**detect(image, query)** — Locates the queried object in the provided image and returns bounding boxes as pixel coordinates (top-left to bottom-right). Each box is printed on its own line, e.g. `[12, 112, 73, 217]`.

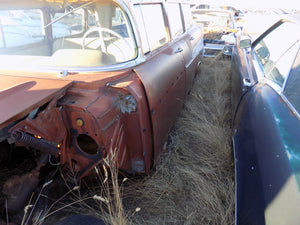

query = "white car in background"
[192, 8, 238, 57]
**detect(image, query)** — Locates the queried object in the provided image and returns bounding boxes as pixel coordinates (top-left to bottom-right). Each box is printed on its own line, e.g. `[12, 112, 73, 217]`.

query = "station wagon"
[0, 0, 204, 219]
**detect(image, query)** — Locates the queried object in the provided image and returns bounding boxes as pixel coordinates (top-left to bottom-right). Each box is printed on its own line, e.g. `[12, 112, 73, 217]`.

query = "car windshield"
[0, 0, 137, 70]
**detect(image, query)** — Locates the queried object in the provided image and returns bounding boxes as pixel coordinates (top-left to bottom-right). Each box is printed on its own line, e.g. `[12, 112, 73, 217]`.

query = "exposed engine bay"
[0, 72, 152, 223]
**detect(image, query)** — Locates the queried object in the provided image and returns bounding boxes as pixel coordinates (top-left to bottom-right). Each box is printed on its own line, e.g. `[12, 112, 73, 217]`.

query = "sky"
[193, 0, 300, 10]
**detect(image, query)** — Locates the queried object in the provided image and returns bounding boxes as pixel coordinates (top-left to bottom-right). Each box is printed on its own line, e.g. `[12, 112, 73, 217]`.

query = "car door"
[132, 3, 186, 159]
[181, 2, 204, 95]
[165, 2, 192, 96]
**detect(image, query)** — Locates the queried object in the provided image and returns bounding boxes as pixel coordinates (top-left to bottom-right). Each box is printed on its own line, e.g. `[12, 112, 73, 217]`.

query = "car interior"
[0, 1, 137, 67]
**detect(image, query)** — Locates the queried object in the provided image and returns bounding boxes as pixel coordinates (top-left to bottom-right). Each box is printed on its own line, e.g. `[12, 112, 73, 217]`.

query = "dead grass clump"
[122, 57, 234, 225]
[204, 31, 225, 40]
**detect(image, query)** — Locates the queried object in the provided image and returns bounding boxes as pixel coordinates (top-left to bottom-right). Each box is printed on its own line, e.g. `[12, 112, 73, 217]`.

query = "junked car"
[232, 15, 300, 224]
[0, 0, 204, 221]
[192, 8, 238, 57]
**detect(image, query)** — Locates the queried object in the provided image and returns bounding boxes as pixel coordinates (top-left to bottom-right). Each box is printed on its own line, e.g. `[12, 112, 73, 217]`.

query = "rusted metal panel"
[134, 42, 186, 159]
[0, 68, 153, 178]
[0, 75, 72, 129]
[6, 71, 153, 178]
[134, 30, 203, 159]
[184, 26, 204, 95]
[59, 86, 128, 177]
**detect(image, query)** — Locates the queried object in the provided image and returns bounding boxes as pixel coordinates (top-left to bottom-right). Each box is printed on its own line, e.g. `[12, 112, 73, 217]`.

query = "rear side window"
[181, 3, 193, 30]
[253, 22, 300, 87]
[134, 4, 169, 52]
[283, 47, 300, 113]
[0, 9, 44, 48]
[166, 3, 183, 39]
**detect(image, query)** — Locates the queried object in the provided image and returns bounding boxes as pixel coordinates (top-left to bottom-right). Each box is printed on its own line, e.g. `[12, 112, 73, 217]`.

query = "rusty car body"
[0, 0, 204, 219]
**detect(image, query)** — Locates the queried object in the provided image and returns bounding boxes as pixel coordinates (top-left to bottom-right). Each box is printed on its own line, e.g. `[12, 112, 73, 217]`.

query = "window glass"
[0, 10, 44, 47]
[0, 1, 137, 68]
[267, 42, 299, 86]
[87, 9, 97, 27]
[139, 4, 169, 51]
[0, 32, 3, 48]
[181, 3, 193, 31]
[166, 3, 183, 39]
[253, 22, 300, 86]
[51, 9, 83, 38]
[194, 4, 210, 9]
[111, 8, 128, 37]
[283, 47, 300, 113]
[133, 5, 150, 53]
[100, 5, 137, 62]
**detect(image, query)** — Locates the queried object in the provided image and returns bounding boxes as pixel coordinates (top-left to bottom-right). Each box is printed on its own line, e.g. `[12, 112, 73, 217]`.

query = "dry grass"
[40, 56, 234, 225]
[37, 150, 130, 225]
[204, 31, 225, 40]
[122, 56, 234, 225]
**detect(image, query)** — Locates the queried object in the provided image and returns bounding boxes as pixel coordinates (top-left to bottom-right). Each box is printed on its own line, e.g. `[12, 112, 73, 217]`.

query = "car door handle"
[190, 36, 195, 41]
[175, 48, 183, 53]
[243, 78, 252, 88]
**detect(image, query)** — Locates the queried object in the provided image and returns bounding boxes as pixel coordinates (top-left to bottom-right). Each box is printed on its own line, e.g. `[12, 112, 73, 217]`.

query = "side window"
[181, 3, 193, 31]
[51, 9, 84, 38]
[283, 47, 300, 113]
[111, 8, 129, 37]
[267, 43, 299, 86]
[134, 4, 169, 53]
[166, 3, 183, 39]
[253, 22, 300, 87]
[0, 10, 44, 48]
[133, 5, 150, 53]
